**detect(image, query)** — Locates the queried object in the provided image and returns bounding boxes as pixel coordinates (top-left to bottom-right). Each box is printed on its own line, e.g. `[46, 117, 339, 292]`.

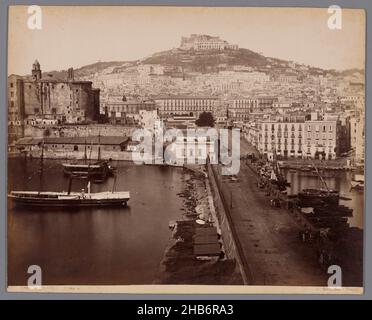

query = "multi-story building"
[355, 119, 365, 165]
[180, 34, 238, 51]
[303, 119, 339, 160]
[245, 115, 340, 160]
[165, 129, 218, 165]
[227, 98, 259, 121]
[8, 61, 100, 141]
[227, 97, 278, 121]
[259, 119, 306, 160]
[154, 96, 218, 118]
[351, 117, 365, 165]
[104, 99, 157, 125]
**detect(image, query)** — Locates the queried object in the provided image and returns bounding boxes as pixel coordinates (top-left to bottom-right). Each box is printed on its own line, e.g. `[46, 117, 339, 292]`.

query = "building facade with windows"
[104, 100, 157, 125]
[154, 96, 218, 118]
[227, 97, 278, 121]
[245, 117, 340, 160]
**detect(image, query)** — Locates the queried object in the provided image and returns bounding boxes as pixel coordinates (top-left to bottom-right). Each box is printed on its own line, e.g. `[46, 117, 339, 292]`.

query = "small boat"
[350, 174, 364, 191]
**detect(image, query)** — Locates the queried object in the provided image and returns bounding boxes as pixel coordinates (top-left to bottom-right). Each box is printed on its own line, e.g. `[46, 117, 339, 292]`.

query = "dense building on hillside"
[244, 114, 342, 160]
[154, 95, 218, 118]
[8, 61, 100, 141]
[180, 34, 238, 51]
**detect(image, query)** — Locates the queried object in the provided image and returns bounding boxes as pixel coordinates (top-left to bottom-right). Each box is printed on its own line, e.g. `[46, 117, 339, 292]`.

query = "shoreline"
[154, 167, 243, 285]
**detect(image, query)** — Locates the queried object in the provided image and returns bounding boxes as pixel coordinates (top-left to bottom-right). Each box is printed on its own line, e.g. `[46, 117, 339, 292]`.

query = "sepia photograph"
[7, 5, 365, 294]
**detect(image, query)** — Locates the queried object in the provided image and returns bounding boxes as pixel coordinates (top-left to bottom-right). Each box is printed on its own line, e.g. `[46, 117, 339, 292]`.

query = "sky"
[8, 6, 365, 75]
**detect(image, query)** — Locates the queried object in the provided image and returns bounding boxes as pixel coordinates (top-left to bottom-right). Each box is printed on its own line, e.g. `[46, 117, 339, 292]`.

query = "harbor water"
[283, 169, 364, 229]
[8, 158, 184, 285]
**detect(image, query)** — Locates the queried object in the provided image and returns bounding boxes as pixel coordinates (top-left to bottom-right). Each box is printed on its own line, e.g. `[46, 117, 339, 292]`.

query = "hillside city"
[8, 33, 365, 288]
[8, 34, 365, 166]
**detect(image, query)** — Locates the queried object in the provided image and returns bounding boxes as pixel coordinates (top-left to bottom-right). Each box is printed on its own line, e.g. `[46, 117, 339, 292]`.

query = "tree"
[195, 112, 215, 127]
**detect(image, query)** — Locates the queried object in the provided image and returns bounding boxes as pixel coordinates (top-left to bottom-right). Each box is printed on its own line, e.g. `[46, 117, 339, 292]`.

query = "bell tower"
[32, 59, 42, 81]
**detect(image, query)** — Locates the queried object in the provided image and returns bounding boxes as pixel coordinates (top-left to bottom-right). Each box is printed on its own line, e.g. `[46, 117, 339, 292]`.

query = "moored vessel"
[8, 189, 130, 207]
[350, 174, 364, 191]
[298, 188, 340, 207]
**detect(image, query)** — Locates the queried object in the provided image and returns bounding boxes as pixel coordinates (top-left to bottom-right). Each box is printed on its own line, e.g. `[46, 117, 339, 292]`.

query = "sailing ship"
[62, 135, 115, 183]
[297, 159, 339, 207]
[9, 141, 129, 208]
[269, 150, 291, 191]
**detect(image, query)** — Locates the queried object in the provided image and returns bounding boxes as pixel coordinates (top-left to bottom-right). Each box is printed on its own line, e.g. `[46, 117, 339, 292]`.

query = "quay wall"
[18, 149, 145, 162]
[24, 124, 136, 138]
[206, 162, 249, 284]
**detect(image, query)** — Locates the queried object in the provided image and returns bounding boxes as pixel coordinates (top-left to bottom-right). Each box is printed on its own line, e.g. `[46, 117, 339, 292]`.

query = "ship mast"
[302, 147, 330, 192]
[38, 139, 44, 196]
[97, 132, 101, 161]
[312, 161, 329, 192]
[84, 138, 87, 163]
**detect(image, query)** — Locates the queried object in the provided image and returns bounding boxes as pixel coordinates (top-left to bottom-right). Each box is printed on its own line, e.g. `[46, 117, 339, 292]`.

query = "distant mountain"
[42, 61, 130, 79]
[143, 48, 272, 67]
[40, 46, 362, 80]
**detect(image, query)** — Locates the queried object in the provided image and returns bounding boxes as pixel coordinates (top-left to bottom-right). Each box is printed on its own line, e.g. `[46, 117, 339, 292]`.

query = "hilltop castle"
[180, 34, 238, 51]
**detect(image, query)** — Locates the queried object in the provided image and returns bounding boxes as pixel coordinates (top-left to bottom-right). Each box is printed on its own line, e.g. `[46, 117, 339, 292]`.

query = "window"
[10, 83, 13, 88]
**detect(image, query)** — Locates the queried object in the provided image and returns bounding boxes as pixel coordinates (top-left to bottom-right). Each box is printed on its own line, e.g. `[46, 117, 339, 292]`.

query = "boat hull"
[298, 189, 339, 207]
[62, 161, 115, 182]
[8, 191, 129, 208]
